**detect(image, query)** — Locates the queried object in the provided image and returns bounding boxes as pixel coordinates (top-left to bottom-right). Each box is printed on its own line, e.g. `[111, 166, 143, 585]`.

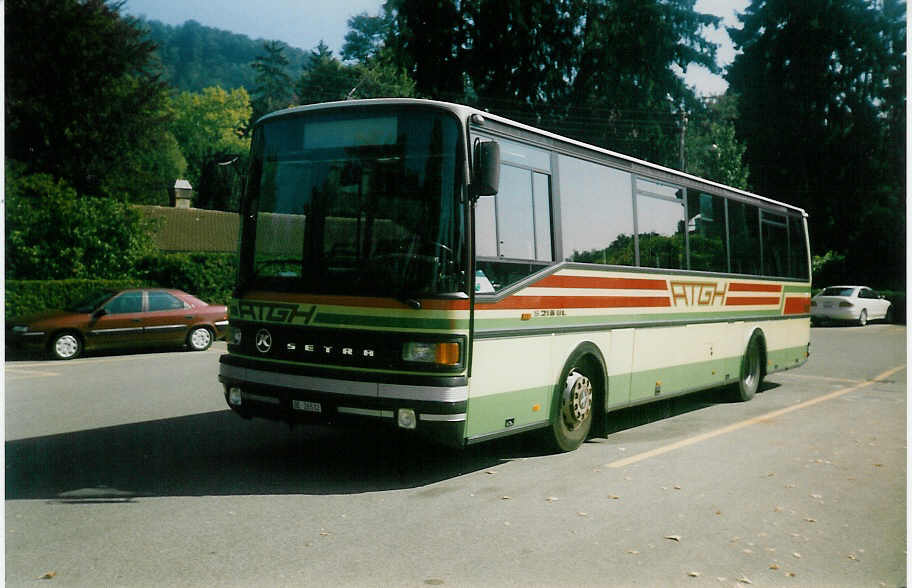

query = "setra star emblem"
[255, 329, 272, 353]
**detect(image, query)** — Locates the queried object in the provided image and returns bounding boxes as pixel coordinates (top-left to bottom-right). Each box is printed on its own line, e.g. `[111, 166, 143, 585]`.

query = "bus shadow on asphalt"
[601, 381, 780, 436]
[6, 383, 778, 501]
[5, 410, 546, 501]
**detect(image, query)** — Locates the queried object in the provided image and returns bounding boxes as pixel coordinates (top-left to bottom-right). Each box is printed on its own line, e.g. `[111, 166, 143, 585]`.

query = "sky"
[123, 0, 749, 96]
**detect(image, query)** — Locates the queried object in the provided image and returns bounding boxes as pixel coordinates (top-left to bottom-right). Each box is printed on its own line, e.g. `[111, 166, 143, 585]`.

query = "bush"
[136, 252, 237, 306]
[6, 279, 148, 319]
[5, 165, 157, 280]
[880, 291, 906, 324]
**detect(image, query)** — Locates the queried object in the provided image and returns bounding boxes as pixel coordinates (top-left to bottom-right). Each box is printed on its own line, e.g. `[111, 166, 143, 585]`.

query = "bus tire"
[549, 351, 598, 452]
[735, 331, 764, 401]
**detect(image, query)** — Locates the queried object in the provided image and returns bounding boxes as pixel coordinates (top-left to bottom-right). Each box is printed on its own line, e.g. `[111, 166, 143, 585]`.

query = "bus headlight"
[231, 328, 243, 345]
[402, 341, 461, 366]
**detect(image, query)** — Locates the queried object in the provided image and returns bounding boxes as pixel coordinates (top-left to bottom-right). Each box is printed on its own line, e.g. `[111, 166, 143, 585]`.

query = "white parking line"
[5, 348, 222, 370]
[777, 373, 864, 384]
[5, 367, 60, 380]
[606, 363, 906, 469]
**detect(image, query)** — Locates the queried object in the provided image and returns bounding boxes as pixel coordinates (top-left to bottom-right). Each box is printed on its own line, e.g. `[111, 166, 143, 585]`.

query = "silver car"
[810, 285, 892, 326]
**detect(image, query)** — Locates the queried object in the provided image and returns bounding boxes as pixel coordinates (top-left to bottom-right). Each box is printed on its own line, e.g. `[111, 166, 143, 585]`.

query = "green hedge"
[136, 252, 237, 306]
[6, 279, 148, 319]
[6, 252, 238, 319]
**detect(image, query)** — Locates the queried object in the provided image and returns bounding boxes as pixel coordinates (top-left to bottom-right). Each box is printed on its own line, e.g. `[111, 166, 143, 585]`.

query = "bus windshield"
[241, 108, 465, 298]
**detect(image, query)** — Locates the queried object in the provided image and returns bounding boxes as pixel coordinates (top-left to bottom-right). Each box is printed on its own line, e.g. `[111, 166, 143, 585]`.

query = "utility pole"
[679, 108, 688, 172]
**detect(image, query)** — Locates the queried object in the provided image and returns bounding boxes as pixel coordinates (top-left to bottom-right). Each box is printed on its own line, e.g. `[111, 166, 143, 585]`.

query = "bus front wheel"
[549, 359, 595, 452]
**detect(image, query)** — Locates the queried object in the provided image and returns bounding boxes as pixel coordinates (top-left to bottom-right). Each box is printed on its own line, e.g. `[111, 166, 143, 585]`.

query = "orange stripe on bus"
[535, 275, 668, 290]
[725, 296, 781, 306]
[481, 296, 672, 310]
[783, 297, 811, 314]
[728, 282, 783, 293]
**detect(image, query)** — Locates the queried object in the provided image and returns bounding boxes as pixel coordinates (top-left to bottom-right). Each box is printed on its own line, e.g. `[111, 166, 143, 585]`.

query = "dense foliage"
[251, 41, 296, 122]
[728, 0, 906, 288]
[169, 87, 252, 190]
[5, 0, 180, 202]
[136, 252, 238, 306]
[140, 19, 310, 93]
[4, 0, 905, 305]
[381, 0, 721, 168]
[5, 280, 148, 320]
[297, 42, 415, 104]
[5, 165, 157, 281]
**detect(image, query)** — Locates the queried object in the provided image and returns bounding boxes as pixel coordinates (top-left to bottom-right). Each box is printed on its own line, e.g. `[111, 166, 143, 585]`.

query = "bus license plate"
[292, 400, 322, 413]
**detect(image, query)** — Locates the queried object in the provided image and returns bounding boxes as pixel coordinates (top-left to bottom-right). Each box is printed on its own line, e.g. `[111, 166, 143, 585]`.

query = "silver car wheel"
[188, 327, 213, 351]
[53, 334, 80, 360]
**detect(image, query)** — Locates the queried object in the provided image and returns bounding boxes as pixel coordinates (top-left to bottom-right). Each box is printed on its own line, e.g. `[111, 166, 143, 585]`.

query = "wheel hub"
[563, 370, 592, 430]
[55, 335, 78, 359]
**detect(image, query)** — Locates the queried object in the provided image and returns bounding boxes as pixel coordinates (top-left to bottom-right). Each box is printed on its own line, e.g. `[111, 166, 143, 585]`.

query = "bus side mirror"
[472, 140, 500, 198]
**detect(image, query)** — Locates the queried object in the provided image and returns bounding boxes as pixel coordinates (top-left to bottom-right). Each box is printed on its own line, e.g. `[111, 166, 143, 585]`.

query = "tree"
[251, 41, 295, 122]
[727, 0, 906, 288]
[684, 95, 750, 189]
[297, 42, 414, 104]
[5, 0, 176, 200]
[141, 19, 312, 94]
[383, 0, 467, 99]
[5, 164, 156, 280]
[169, 86, 252, 195]
[382, 0, 721, 166]
[549, 0, 721, 165]
[342, 12, 394, 63]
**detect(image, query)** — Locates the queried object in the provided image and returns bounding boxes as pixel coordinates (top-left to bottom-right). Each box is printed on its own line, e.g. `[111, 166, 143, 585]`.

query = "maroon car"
[6, 288, 228, 360]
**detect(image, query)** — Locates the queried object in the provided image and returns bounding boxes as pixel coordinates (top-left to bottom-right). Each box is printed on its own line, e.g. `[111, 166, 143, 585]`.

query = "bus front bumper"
[218, 355, 467, 448]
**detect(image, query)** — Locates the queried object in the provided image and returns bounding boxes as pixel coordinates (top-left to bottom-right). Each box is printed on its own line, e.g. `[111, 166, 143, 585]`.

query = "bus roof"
[257, 98, 808, 217]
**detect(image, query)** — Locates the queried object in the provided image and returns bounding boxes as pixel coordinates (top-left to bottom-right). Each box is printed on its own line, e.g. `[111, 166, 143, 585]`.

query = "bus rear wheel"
[734, 332, 764, 401]
[549, 363, 594, 452]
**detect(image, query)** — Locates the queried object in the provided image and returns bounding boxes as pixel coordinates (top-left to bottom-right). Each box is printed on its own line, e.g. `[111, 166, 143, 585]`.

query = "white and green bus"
[219, 98, 811, 451]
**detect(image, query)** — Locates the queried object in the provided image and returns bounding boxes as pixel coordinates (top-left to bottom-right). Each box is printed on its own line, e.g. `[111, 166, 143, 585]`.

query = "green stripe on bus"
[782, 284, 812, 294]
[473, 309, 784, 332]
[465, 385, 552, 438]
[315, 312, 469, 330]
[766, 345, 810, 371]
[231, 353, 467, 377]
[466, 343, 809, 440]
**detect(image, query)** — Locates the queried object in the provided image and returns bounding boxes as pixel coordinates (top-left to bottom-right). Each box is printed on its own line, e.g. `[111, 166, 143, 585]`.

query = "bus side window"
[474, 139, 554, 293]
[687, 191, 728, 273]
[558, 154, 634, 265]
[761, 210, 788, 277]
[634, 178, 686, 270]
[728, 200, 761, 276]
[475, 195, 498, 257]
[787, 215, 809, 279]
